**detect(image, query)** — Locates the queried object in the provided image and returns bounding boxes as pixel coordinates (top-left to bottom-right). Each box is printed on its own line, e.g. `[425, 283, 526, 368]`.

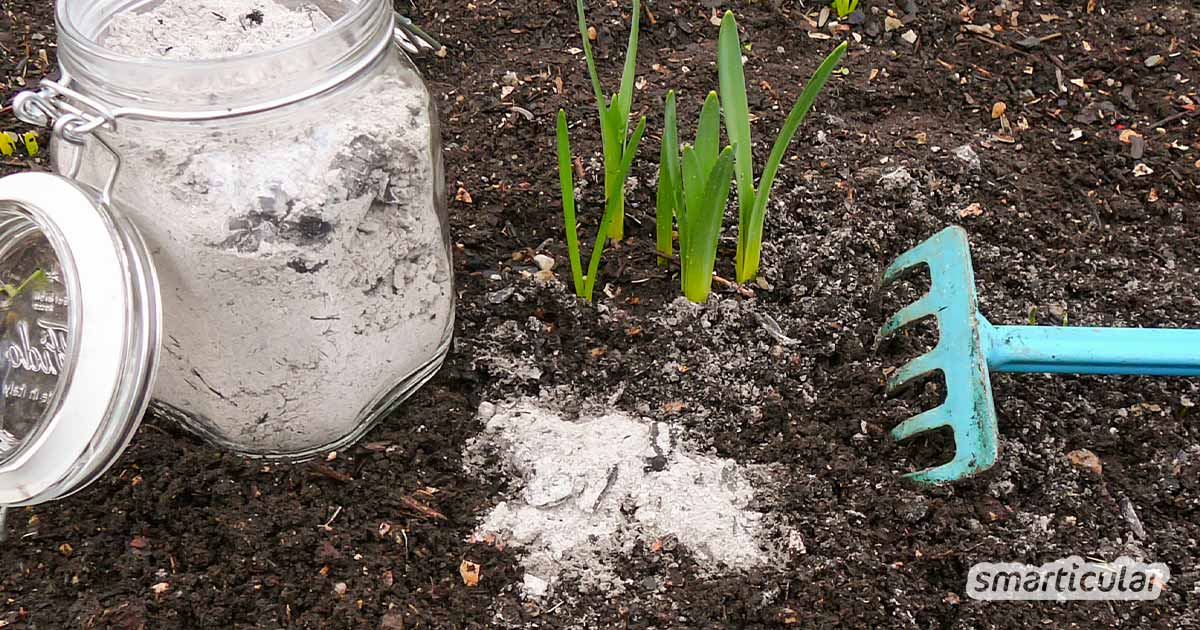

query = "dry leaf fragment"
[991, 101, 1007, 119]
[1133, 163, 1153, 177]
[1067, 449, 1102, 475]
[459, 559, 481, 586]
[151, 582, 170, 595]
[958, 202, 984, 217]
[962, 23, 994, 37]
[455, 186, 473, 204]
[1118, 129, 1141, 144]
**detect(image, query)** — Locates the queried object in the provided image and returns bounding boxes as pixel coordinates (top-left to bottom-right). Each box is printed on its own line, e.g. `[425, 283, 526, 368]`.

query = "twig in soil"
[1148, 109, 1198, 129]
[321, 505, 343, 530]
[310, 463, 353, 482]
[400, 494, 447, 521]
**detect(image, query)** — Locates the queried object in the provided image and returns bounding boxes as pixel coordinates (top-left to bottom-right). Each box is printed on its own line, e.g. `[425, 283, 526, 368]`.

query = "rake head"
[878, 226, 999, 484]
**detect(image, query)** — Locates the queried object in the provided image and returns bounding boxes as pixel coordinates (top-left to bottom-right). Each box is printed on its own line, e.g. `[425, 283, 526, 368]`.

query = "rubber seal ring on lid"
[0, 172, 160, 506]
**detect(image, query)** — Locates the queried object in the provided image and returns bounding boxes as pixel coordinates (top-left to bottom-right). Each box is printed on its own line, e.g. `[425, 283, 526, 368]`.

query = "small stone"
[953, 144, 981, 170]
[151, 582, 170, 595]
[1129, 135, 1145, 160]
[884, 16, 903, 31]
[1133, 163, 1153, 177]
[532, 254, 555, 271]
[523, 573, 550, 598]
[333, 582, 348, 596]
[477, 401, 496, 421]
[900, 30, 918, 45]
[1144, 54, 1164, 68]
[487, 287, 515, 304]
[1067, 448, 1102, 475]
[533, 269, 555, 284]
[879, 167, 914, 190]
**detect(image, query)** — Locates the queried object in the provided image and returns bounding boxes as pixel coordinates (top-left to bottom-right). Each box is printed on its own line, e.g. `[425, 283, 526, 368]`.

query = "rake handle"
[983, 321, 1200, 376]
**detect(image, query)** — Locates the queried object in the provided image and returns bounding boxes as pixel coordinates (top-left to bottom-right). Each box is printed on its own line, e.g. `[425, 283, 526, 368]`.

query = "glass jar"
[0, 0, 452, 504]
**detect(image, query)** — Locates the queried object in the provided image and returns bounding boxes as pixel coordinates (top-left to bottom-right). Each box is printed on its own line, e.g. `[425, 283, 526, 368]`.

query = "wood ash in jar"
[87, 0, 453, 454]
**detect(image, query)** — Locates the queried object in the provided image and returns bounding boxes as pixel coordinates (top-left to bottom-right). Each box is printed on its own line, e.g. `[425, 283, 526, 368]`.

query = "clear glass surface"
[53, 0, 453, 458]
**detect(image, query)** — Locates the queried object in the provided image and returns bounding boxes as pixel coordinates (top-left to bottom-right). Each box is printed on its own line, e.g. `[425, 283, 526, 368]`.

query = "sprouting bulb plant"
[718, 11, 847, 283]
[576, 0, 641, 242]
[556, 110, 647, 302]
[831, 0, 859, 19]
[656, 91, 737, 304]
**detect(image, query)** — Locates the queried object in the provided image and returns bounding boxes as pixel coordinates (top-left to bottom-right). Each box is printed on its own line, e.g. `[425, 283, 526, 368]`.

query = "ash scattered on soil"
[464, 395, 792, 599]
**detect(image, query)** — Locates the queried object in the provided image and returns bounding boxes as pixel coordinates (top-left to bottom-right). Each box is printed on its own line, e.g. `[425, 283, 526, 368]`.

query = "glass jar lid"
[0, 172, 160, 506]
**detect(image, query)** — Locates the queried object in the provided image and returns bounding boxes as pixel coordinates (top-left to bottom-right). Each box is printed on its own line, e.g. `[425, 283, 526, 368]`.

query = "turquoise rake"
[879, 226, 1200, 484]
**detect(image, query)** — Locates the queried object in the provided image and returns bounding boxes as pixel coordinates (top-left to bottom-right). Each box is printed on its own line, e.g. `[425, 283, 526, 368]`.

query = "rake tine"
[891, 404, 952, 441]
[903, 458, 974, 485]
[880, 239, 936, 288]
[879, 294, 938, 339]
[886, 351, 942, 395]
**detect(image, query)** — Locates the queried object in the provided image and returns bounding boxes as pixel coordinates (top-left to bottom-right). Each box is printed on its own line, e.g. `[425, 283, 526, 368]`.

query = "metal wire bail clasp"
[14, 77, 118, 144]
[11, 76, 123, 204]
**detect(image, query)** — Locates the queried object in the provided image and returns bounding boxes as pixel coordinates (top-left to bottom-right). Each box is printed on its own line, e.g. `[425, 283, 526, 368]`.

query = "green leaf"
[576, 0, 606, 109]
[682, 146, 736, 303]
[656, 90, 680, 264]
[695, 91, 721, 180]
[615, 0, 640, 123]
[556, 110, 586, 297]
[739, 40, 847, 282]
[717, 11, 755, 230]
[680, 145, 705, 238]
[585, 116, 647, 300]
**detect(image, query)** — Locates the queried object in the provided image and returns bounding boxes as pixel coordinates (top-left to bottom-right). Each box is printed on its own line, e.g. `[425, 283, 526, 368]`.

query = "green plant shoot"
[576, 0, 640, 242]
[557, 109, 647, 302]
[831, 0, 859, 19]
[656, 91, 737, 303]
[655, 91, 682, 266]
[718, 11, 847, 283]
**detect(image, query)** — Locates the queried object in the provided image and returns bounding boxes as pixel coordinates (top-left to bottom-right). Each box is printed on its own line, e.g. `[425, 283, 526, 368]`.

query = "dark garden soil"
[2, 0, 1199, 627]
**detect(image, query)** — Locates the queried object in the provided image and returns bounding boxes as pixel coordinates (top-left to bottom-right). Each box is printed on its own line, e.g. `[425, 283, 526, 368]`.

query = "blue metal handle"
[981, 318, 1200, 376]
